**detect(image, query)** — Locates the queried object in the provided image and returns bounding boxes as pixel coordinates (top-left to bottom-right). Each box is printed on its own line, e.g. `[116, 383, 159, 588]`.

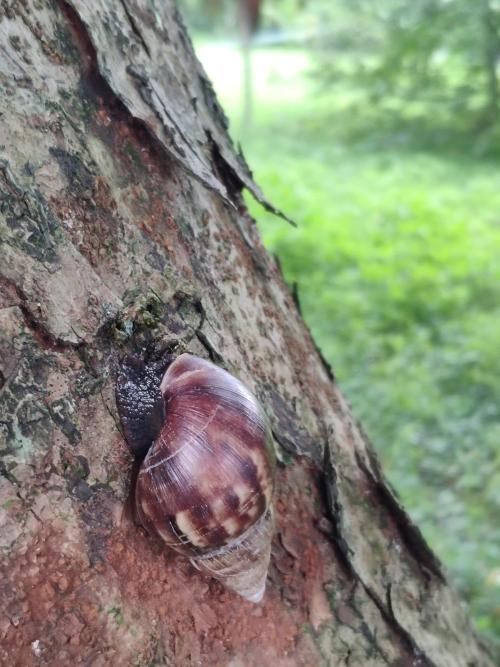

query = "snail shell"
[116, 353, 276, 602]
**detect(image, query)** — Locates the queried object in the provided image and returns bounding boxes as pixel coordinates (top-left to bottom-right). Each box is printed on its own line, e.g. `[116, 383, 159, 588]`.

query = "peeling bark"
[0, 1, 494, 665]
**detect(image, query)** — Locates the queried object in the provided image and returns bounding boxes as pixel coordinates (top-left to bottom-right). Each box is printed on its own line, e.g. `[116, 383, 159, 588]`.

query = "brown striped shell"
[132, 354, 276, 602]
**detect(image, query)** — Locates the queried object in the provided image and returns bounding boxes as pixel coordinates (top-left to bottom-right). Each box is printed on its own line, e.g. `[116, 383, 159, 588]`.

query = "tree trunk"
[238, 0, 255, 134]
[0, 1, 494, 665]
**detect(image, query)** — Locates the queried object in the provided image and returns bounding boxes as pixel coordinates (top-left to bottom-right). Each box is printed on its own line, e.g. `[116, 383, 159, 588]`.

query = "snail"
[115, 353, 276, 603]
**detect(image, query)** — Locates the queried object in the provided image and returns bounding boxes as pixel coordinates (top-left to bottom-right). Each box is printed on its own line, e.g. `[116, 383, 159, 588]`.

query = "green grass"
[196, 41, 500, 643]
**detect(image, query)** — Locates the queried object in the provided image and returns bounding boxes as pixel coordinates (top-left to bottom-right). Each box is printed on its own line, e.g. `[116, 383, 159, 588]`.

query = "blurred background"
[178, 0, 500, 644]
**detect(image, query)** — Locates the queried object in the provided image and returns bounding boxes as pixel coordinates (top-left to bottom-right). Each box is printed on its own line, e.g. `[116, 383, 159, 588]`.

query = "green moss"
[107, 606, 124, 626]
[112, 292, 164, 345]
[124, 142, 144, 171]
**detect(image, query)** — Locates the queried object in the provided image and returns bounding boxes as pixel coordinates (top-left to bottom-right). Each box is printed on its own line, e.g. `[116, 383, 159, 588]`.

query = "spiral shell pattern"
[135, 354, 275, 602]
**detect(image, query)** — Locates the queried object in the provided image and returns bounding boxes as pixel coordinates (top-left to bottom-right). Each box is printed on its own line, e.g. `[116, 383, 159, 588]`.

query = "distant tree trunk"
[238, 0, 261, 132]
[0, 1, 495, 665]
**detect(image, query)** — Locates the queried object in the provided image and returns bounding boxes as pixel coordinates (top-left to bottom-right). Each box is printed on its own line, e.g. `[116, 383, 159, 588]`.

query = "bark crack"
[323, 445, 438, 666]
[124, 65, 198, 164]
[57, 0, 237, 210]
[59, 0, 295, 229]
[0, 465, 41, 523]
[364, 584, 436, 667]
[117, 0, 151, 58]
[355, 448, 445, 583]
[0, 277, 84, 353]
[99, 386, 124, 440]
[322, 445, 357, 576]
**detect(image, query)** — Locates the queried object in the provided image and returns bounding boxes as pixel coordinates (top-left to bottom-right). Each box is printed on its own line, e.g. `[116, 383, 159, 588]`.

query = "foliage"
[312, 0, 500, 137]
[181, 0, 500, 140]
[193, 40, 500, 645]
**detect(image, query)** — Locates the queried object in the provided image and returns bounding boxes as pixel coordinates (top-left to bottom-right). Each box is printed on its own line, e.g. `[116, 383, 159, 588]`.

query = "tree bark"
[0, 1, 494, 665]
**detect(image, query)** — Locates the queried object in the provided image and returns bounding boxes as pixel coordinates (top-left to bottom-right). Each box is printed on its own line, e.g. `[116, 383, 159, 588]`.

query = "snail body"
[116, 353, 275, 602]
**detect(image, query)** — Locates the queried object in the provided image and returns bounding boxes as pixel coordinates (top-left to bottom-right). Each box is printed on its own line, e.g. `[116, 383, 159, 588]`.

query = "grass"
[195, 41, 500, 643]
